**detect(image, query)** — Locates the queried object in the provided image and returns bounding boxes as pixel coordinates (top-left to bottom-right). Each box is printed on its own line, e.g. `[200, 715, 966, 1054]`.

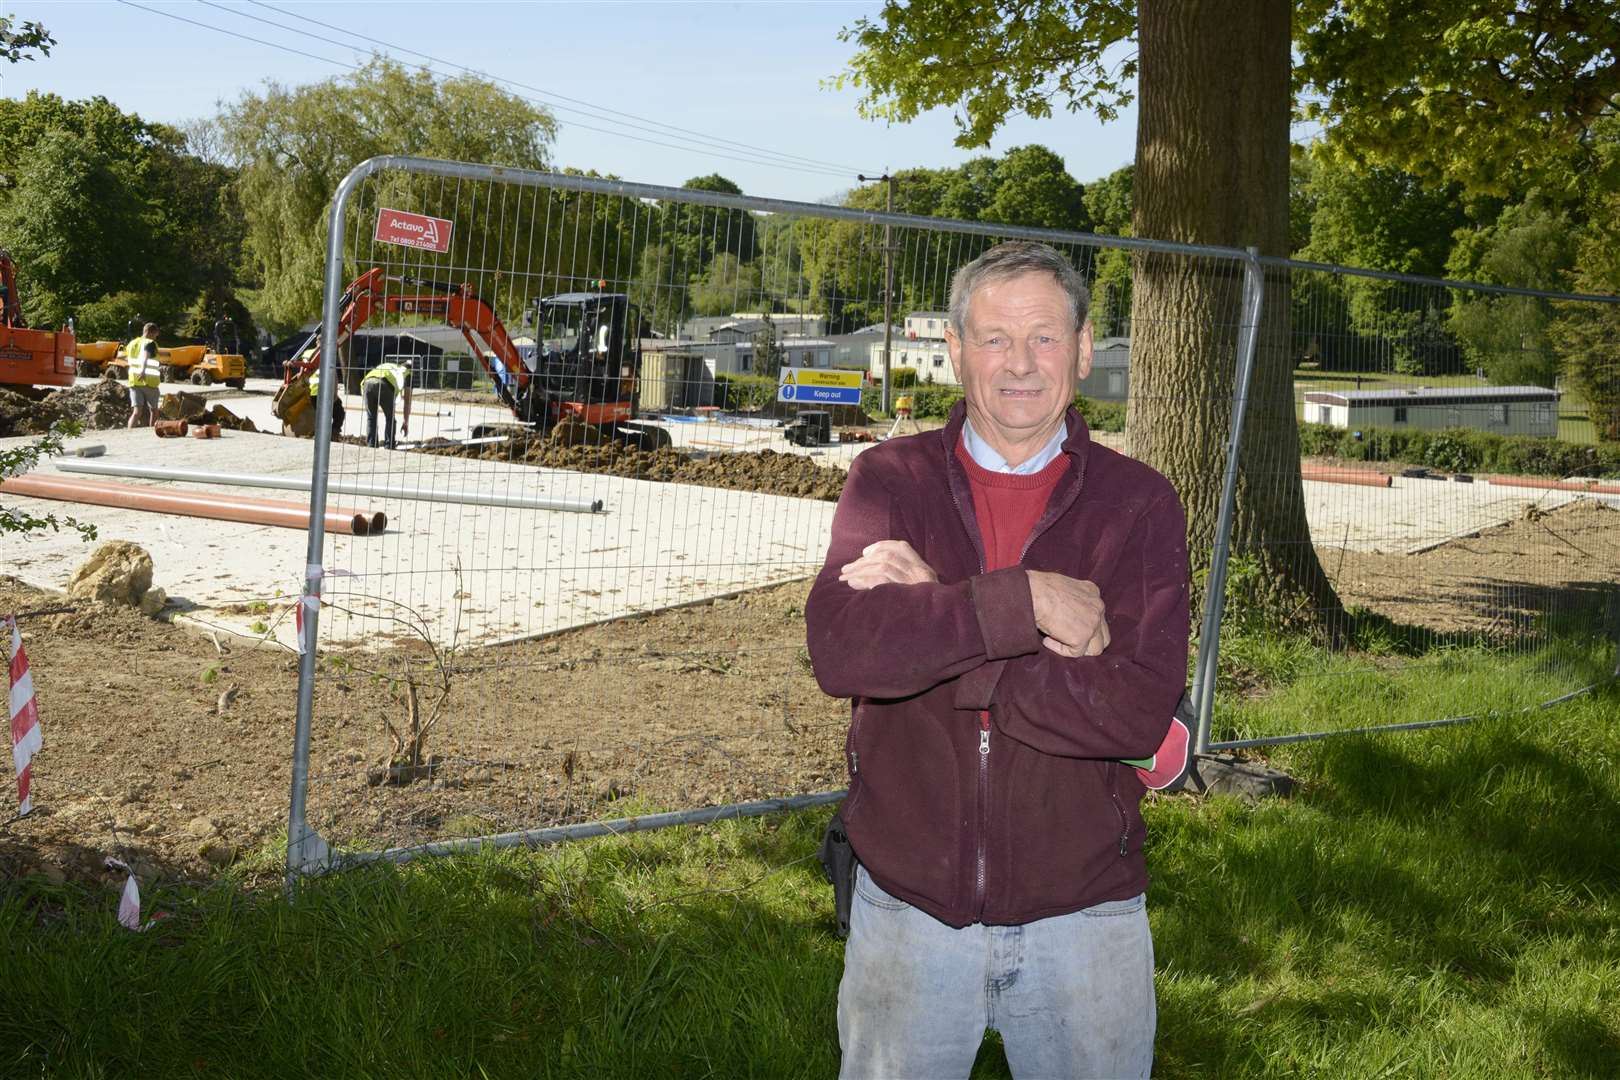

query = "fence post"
[1188, 247, 1267, 755]
[284, 157, 387, 889]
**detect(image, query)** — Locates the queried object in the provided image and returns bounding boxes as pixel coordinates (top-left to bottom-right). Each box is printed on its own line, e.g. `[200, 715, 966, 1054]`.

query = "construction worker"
[306, 363, 345, 440]
[361, 357, 413, 449]
[124, 322, 163, 429]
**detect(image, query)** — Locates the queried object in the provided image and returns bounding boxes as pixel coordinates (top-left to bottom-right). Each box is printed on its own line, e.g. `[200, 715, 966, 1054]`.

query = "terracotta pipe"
[1300, 465, 1393, 488]
[54, 460, 604, 514]
[153, 419, 189, 438]
[190, 424, 221, 439]
[1, 474, 371, 535]
[18, 473, 381, 530]
[1486, 474, 1620, 496]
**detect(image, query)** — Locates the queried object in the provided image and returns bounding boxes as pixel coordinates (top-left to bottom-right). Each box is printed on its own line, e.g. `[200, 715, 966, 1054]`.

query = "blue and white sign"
[778, 367, 863, 405]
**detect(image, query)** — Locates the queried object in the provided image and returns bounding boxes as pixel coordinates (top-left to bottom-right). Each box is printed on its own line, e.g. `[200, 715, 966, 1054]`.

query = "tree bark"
[1130, 0, 1341, 628]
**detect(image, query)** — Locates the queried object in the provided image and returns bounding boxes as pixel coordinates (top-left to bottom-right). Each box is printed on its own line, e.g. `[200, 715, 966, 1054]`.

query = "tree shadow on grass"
[1531, 1005, 1620, 1080]
[1151, 683, 1620, 1076]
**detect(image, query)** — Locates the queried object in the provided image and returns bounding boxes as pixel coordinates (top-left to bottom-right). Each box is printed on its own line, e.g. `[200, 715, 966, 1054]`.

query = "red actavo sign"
[374, 208, 453, 253]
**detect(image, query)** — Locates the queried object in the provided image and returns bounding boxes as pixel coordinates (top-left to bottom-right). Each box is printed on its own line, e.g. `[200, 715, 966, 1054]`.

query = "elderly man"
[806, 241, 1190, 1079]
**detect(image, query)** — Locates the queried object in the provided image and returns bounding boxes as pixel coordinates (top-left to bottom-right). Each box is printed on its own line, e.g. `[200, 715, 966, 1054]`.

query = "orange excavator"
[0, 250, 77, 390]
[274, 267, 670, 448]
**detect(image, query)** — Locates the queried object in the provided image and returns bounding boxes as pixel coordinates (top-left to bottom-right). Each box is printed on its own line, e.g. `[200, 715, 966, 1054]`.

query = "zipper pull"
[979, 730, 990, 756]
[1119, 830, 1129, 856]
[851, 751, 858, 774]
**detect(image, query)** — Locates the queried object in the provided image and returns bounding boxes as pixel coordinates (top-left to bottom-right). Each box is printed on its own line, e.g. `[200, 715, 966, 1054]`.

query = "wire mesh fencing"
[285, 157, 1263, 878]
[283, 155, 1617, 882]
[1202, 259, 1620, 751]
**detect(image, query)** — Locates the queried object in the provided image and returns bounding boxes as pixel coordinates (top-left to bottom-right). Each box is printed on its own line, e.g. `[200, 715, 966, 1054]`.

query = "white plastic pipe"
[53, 459, 604, 514]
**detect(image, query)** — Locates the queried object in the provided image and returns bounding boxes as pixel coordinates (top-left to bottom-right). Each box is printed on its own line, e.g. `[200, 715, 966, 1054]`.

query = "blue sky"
[2, 0, 1139, 203]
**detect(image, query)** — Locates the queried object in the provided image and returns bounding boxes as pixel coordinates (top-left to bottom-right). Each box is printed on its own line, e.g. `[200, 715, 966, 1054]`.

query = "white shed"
[1302, 386, 1560, 437]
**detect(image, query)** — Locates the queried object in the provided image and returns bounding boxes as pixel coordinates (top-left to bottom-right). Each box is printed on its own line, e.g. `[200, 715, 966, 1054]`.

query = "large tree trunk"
[1129, 0, 1341, 629]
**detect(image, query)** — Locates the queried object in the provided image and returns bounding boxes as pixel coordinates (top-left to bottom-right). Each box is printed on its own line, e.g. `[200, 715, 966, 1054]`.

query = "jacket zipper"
[948, 424, 1089, 917]
[948, 467, 993, 917]
[976, 720, 990, 912]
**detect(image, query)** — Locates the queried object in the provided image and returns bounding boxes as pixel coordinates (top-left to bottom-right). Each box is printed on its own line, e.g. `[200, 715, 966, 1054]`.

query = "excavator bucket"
[272, 376, 317, 437]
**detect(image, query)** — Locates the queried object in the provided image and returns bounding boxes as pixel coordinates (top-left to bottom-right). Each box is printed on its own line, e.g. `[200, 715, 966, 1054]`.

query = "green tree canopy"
[219, 57, 556, 329]
[1295, 0, 1620, 200]
[1446, 198, 1577, 386]
[0, 92, 254, 341]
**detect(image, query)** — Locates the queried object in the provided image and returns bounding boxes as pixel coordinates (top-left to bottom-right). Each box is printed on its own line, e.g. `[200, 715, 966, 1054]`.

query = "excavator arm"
[282, 269, 531, 419]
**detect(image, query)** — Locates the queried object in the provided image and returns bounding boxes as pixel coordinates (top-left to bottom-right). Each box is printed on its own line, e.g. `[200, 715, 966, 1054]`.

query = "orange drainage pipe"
[0, 474, 373, 536]
[153, 419, 189, 438]
[1486, 475, 1620, 496]
[14, 472, 382, 531]
[1300, 465, 1393, 488]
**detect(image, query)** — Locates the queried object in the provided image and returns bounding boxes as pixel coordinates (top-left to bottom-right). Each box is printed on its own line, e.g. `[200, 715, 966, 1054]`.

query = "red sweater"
[954, 441, 1070, 572]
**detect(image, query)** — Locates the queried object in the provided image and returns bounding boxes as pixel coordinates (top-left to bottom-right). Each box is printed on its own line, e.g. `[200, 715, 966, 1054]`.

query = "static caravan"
[1079, 336, 1130, 401]
[1302, 386, 1560, 437]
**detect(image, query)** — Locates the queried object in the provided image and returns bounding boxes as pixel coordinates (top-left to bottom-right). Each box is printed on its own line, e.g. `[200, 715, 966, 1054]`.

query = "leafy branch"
[0, 420, 97, 541]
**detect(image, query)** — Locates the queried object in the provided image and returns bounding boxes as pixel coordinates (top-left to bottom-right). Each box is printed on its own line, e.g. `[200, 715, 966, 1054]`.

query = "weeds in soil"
[1, 636, 1616, 1078]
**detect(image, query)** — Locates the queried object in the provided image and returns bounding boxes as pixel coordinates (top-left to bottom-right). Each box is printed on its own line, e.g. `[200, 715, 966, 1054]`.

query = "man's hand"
[401, 419, 409, 436]
[839, 540, 939, 591]
[1027, 570, 1110, 657]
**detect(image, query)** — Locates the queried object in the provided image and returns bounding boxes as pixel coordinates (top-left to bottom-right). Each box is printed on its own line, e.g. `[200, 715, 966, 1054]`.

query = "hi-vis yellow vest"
[362, 362, 409, 394]
[124, 337, 162, 388]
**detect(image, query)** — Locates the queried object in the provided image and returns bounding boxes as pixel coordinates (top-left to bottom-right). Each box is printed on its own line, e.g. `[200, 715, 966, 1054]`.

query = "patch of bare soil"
[3, 500, 1611, 890]
[423, 437, 849, 501]
[1321, 500, 1620, 636]
[0, 382, 253, 438]
[0, 381, 131, 437]
[0, 575, 846, 888]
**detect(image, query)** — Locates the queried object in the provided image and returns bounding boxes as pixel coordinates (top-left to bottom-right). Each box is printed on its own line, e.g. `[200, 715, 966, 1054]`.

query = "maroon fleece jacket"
[805, 403, 1190, 927]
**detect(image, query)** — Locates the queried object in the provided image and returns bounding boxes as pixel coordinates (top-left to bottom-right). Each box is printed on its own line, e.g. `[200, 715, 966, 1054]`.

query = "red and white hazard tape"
[7, 615, 41, 817]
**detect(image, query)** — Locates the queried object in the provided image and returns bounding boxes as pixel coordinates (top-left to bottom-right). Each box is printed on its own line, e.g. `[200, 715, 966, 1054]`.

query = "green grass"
[3, 636, 1618, 1078]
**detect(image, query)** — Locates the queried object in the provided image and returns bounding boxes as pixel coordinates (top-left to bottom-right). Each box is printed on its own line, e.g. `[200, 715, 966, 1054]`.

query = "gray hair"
[947, 241, 1090, 337]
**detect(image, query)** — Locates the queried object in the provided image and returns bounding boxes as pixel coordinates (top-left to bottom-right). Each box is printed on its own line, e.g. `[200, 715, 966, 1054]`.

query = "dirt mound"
[0, 380, 133, 435]
[0, 388, 68, 437]
[46, 380, 132, 431]
[422, 437, 848, 502]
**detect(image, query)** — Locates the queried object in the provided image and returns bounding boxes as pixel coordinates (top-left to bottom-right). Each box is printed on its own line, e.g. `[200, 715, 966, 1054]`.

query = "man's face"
[946, 271, 1092, 461]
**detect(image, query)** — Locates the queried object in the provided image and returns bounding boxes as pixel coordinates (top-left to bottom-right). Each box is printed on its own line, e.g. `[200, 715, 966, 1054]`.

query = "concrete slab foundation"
[2, 424, 833, 651]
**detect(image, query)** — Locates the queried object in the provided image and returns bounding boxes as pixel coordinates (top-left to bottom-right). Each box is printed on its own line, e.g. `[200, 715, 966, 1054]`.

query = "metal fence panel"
[1202, 259, 1620, 751]
[285, 156, 1263, 879]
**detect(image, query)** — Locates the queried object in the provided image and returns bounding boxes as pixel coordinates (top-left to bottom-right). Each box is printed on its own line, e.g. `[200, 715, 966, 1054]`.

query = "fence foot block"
[1185, 754, 1295, 802]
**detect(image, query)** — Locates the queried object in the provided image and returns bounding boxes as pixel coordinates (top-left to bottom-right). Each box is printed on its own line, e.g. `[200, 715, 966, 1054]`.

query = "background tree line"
[0, 18, 1614, 452]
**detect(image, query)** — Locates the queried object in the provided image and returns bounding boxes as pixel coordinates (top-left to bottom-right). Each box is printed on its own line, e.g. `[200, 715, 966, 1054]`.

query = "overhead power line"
[115, 0, 872, 183]
[245, 0, 870, 178]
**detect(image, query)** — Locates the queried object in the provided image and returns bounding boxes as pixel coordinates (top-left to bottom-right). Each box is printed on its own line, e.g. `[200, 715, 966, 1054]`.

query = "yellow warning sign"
[779, 367, 861, 389]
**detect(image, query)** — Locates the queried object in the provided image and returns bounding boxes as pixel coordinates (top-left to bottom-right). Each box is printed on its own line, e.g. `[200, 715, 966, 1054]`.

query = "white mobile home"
[1302, 386, 1560, 437]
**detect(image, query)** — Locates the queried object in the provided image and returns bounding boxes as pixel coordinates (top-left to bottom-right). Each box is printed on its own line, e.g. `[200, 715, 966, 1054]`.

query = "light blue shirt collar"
[961, 418, 1067, 475]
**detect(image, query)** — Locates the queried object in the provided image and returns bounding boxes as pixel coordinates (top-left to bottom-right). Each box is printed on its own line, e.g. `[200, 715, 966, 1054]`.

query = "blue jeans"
[838, 865, 1155, 1080]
